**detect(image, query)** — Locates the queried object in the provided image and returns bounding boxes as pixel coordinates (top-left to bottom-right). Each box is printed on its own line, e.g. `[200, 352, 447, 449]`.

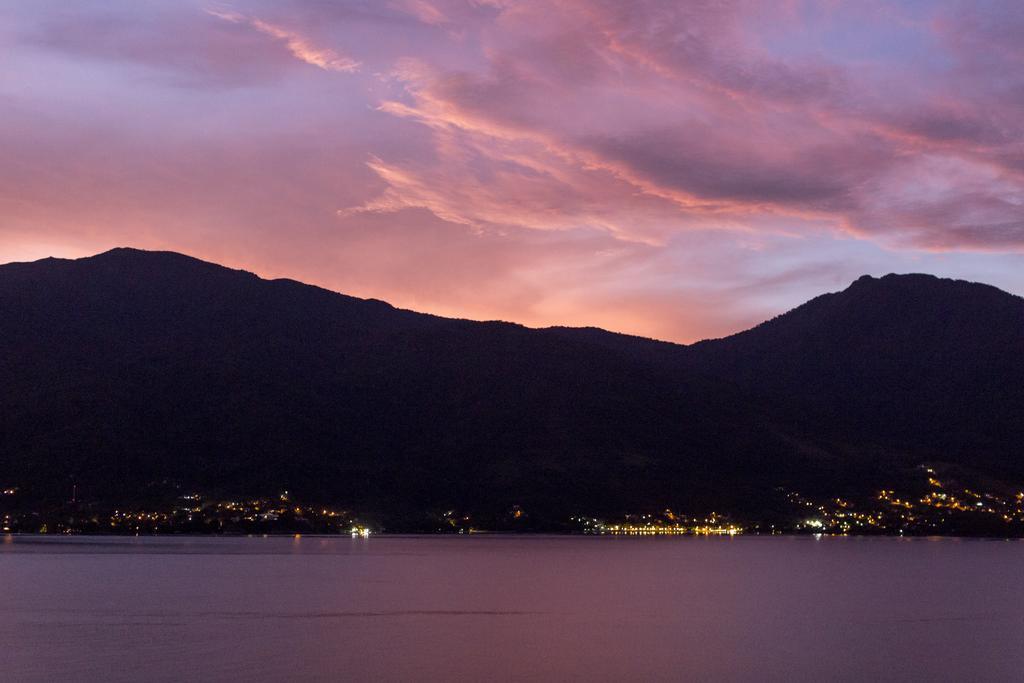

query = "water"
[1, 534, 1022, 682]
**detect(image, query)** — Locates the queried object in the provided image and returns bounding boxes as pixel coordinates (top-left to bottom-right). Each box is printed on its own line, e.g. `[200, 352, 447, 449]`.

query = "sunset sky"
[3, 0, 1023, 342]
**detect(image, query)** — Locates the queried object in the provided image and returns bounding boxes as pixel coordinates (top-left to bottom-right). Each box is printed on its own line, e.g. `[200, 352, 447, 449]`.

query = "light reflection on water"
[1, 535, 1022, 682]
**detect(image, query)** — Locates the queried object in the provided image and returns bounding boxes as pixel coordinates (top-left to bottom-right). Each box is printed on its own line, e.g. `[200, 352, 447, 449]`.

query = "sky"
[2, 0, 1023, 343]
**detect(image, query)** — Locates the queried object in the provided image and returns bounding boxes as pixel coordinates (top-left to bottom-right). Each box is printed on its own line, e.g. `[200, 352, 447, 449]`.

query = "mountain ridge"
[14, 246, 1014, 346]
[1, 247, 1021, 529]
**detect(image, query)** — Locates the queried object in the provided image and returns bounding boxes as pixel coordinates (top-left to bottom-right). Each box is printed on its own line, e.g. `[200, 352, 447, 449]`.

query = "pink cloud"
[206, 9, 360, 73]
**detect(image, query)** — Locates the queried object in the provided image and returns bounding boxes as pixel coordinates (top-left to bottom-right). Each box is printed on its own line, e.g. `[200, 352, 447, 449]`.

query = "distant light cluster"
[787, 466, 1024, 535]
[572, 513, 743, 536]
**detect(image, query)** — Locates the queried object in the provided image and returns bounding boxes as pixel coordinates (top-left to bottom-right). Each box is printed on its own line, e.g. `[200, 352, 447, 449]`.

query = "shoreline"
[5, 531, 1024, 541]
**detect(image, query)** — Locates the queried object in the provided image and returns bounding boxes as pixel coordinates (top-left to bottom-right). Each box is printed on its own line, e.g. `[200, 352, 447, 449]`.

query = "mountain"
[687, 273, 1024, 477]
[0, 248, 1021, 528]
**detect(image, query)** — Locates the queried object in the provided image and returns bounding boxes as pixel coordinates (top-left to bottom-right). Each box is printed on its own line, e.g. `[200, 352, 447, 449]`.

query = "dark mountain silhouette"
[1, 248, 1021, 528]
[687, 273, 1024, 476]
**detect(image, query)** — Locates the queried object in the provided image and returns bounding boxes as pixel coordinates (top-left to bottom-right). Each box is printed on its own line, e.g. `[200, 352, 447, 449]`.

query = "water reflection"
[1, 535, 1022, 681]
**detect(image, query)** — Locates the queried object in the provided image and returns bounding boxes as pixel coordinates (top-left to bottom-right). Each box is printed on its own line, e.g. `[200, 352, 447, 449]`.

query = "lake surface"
[1, 535, 1022, 682]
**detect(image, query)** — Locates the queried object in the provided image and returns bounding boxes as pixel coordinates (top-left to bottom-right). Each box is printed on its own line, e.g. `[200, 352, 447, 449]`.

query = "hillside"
[687, 273, 1024, 476]
[1, 248, 1021, 529]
